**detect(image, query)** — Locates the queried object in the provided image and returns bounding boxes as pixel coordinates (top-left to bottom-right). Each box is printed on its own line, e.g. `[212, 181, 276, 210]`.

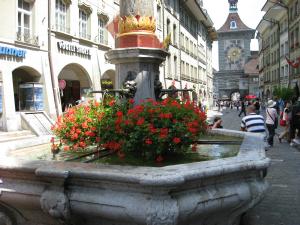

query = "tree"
[273, 87, 294, 101]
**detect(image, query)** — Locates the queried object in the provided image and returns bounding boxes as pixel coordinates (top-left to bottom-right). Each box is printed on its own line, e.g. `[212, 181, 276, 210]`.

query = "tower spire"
[228, 0, 238, 13]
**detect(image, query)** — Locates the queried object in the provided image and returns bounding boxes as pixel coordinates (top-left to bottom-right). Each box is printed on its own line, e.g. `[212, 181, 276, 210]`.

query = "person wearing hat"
[266, 99, 278, 147]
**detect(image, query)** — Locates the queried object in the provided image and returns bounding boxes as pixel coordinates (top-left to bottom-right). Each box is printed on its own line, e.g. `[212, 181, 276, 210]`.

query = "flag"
[285, 55, 300, 68]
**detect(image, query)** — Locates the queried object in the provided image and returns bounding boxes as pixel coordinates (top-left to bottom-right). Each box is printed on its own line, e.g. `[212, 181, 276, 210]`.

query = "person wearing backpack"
[279, 101, 292, 143]
[266, 100, 278, 148]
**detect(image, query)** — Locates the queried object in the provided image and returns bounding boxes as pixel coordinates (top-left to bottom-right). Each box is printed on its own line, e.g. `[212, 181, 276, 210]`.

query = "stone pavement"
[220, 108, 300, 225]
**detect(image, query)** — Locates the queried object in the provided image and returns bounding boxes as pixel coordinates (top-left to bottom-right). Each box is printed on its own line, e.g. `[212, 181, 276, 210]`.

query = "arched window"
[230, 20, 237, 29]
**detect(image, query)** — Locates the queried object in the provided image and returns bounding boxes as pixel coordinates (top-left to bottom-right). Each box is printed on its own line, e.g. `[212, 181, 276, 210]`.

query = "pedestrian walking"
[279, 101, 292, 143]
[238, 100, 246, 117]
[236, 101, 239, 111]
[254, 98, 260, 115]
[266, 100, 278, 147]
[240, 105, 266, 133]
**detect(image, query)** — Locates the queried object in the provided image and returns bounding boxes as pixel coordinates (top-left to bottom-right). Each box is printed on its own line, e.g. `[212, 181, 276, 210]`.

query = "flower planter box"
[0, 129, 269, 225]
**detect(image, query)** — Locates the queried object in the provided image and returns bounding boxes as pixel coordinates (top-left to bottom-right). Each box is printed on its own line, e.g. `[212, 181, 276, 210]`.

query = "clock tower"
[215, 0, 255, 100]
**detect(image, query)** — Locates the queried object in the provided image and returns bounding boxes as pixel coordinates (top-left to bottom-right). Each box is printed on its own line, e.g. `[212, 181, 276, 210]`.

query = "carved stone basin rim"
[0, 129, 270, 225]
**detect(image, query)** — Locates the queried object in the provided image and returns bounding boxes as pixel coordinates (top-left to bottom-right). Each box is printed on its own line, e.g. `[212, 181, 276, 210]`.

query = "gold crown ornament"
[118, 15, 156, 34]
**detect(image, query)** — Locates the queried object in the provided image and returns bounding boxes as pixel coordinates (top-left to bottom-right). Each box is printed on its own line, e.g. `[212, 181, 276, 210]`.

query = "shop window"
[12, 68, 43, 112]
[55, 0, 69, 33]
[19, 83, 44, 111]
[17, 0, 32, 42]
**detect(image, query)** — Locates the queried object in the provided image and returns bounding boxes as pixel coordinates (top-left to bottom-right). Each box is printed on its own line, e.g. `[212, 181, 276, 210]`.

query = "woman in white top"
[266, 100, 278, 147]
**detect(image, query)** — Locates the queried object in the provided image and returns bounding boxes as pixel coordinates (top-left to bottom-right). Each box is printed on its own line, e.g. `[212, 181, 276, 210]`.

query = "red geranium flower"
[63, 145, 70, 151]
[149, 124, 157, 133]
[128, 99, 135, 104]
[145, 138, 153, 145]
[85, 131, 96, 137]
[173, 137, 181, 144]
[82, 122, 88, 129]
[137, 117, 145, 126]
[79, 141, 86, 148]
[159, 128, 169, 139]
[116, 111, 123, 117]
[76, 129, 81, 134]
[71, 133, 79, 140]
[109, 100, 116, 106]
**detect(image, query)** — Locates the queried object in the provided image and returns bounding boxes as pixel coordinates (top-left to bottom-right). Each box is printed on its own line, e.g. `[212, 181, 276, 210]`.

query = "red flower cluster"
[51, 100, 103, 151]
[52, 98, 207, 162]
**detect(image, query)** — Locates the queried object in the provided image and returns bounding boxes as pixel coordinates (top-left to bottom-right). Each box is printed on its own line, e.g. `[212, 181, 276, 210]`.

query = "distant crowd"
[214, 97, 300, 149]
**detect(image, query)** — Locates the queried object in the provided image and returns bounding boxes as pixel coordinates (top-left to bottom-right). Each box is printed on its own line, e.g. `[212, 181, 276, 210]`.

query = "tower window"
[230, 20, 237, 29]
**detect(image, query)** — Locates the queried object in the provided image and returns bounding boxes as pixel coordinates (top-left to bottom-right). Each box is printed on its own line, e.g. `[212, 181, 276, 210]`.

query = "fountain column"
[105, 0, 168, 104]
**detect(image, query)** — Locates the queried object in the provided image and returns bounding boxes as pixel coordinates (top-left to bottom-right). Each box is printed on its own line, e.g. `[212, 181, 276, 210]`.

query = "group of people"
[239, 97, 300, 149]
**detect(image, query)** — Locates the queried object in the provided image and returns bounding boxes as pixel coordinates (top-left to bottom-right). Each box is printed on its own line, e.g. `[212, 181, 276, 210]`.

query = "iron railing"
[16, 31, 39, 46]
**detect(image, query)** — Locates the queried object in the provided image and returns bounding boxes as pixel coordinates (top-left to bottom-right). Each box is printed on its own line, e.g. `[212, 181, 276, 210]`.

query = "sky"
[203, 0, 266, 70]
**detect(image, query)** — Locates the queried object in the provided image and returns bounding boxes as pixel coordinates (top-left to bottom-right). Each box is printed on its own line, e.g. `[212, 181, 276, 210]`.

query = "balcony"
[16, 31, 39, 46]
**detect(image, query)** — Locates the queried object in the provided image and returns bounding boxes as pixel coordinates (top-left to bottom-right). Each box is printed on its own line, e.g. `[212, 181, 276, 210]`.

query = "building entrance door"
[58, 64, 92, 112]
[60, 80, 80, 110]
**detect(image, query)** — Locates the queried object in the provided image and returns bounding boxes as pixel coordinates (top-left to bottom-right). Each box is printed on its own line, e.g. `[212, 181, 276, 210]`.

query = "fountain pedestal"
[105, 0, 168, 103]
[106, 48, 168, 103]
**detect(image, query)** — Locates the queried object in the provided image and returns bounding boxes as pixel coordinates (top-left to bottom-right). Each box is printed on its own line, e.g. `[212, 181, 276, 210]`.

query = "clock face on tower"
[227, 46, 242, 63]
[224, 40, 244, 69]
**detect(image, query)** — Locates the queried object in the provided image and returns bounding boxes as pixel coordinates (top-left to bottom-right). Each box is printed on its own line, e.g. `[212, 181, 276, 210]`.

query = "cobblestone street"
[220, 108, 300, 225]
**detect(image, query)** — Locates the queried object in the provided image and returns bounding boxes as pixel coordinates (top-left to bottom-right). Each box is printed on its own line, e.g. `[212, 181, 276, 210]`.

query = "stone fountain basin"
[0, 129, 270, 225]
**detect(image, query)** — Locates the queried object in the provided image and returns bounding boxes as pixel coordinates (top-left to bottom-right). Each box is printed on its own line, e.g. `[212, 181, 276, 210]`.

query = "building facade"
[215, 0, 255, 100]
[244, 52, 260, 97]
[49, 0, 118, 114]
[257, 0, 300, 99]
[0, 0, 216, 132]
[0, 0, 55, 131]
[159, 0, 217, 107]
[0, 0, 118, 132]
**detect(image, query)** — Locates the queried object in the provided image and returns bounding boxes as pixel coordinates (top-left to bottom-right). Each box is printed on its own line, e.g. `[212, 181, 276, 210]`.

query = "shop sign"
[101, 79, 113, 90]
[0, 45, 26, 58]
[57, 41, 91, 56]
